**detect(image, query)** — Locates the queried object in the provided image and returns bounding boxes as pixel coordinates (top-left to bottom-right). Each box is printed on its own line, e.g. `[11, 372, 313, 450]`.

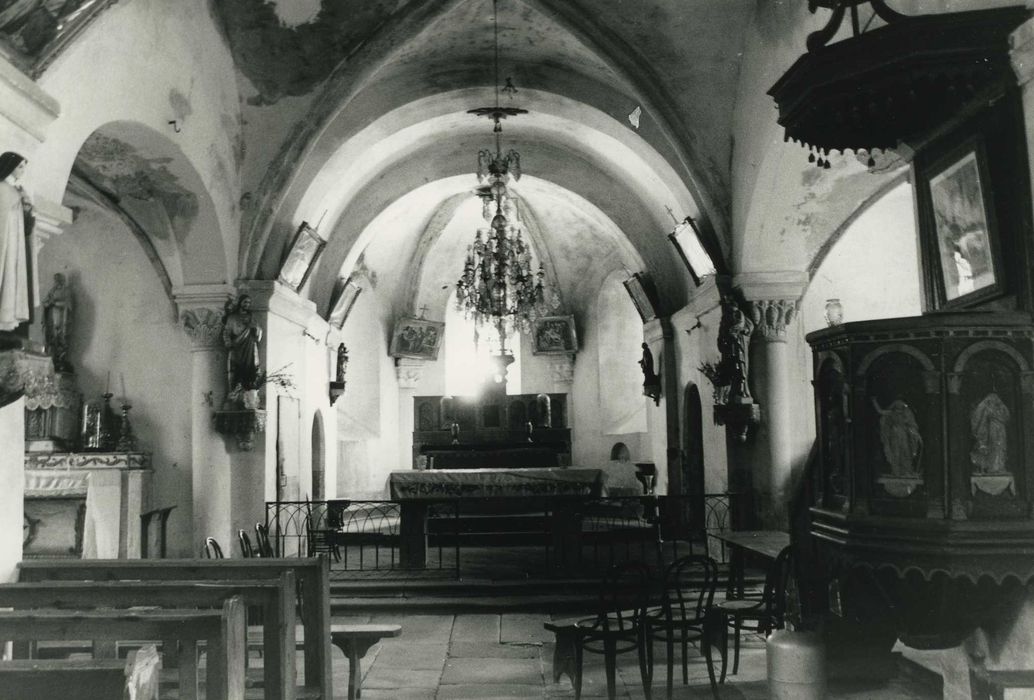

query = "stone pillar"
[177, 285, 233, 553]
[397, 359, 424, 468]
[0, 397, 24, 581]
[736, 272, 807, 528]
[749, 300, 798, 510]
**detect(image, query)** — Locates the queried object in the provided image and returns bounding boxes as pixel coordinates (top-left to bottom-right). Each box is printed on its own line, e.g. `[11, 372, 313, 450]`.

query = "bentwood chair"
[644, 555, 719, 699]
[203, 537, 225, 559]
[704, 545, 793, 691]
[238, 529, 256, 558]
[255, 523, 275, 557]
[571, 561, 653, 700]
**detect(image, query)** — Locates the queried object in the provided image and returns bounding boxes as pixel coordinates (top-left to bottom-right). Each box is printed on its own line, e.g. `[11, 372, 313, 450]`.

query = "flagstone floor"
[325, 613, 940, 700]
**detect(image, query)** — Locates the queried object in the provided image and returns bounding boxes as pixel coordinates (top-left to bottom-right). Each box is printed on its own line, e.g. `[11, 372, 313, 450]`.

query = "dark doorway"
[683, 383, 705, 530]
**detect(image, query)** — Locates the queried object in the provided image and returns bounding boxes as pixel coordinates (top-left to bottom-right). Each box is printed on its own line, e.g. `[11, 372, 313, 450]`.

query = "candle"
[120, 373, 127, 401]
[106, 371, 110, 394]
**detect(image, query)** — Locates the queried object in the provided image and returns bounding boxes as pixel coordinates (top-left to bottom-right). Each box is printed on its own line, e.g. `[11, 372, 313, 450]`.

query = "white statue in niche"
[0, 151, 32, 332]
[970, 392, 1010, 474]
[872, 397, 923, 477]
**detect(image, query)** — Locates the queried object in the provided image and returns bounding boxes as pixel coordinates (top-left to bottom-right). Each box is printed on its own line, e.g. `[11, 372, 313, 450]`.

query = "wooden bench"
[0, 658, 128, 699]
[0, 596, 245, 700]
[330, 624, 402, 700]
[0, 573, 296, 700]
[19, 557, 331, 700]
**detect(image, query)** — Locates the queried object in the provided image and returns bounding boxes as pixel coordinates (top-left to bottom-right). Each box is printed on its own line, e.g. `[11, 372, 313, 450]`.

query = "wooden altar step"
[329, 569, 757, 615]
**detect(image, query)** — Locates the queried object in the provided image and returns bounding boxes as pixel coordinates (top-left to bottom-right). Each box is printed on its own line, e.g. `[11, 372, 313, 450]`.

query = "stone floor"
[325, 613, 940, 700]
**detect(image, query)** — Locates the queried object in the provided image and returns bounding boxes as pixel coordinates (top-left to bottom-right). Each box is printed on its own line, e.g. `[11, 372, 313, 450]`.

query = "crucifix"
[417, 305, 430, 319]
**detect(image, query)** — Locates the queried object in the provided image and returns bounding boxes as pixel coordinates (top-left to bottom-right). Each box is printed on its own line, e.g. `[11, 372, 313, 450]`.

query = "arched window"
[444, 294, 522, 396]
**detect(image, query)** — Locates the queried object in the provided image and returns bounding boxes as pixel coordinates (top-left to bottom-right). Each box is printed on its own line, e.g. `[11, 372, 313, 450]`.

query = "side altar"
[24, 451, 151, 559]
[412, 392, 571, 469]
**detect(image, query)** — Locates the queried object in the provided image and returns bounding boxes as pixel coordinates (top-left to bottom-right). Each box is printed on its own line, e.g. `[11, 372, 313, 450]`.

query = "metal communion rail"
[265, 493, 742, 579]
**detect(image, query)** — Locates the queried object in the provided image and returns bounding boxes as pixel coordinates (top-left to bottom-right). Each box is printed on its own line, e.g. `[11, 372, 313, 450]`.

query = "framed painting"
[278, 222, 326, 293]
[917, 136, 1003, 309]
[622, 272, 660, 322]
[328, 278, 362, 330]
[531, 315, 578, 355]
[390, 317, 445, 360]
[668, 216, 717, 286]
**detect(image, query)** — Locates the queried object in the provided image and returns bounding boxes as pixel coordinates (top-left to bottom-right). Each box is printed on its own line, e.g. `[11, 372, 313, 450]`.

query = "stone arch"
[952, 340, 1031, 374]
[61, 120, 229, 294]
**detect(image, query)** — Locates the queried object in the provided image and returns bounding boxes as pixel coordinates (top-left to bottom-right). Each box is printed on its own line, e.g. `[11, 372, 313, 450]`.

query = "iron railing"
[265, 492, 741, 578]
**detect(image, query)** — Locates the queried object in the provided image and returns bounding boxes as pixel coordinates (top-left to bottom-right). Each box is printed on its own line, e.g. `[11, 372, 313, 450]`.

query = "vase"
[242, 389, 260, 410]
[824, 298, 844, 326]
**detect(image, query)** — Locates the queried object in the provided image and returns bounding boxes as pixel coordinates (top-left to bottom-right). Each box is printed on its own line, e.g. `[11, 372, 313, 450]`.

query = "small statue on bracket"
[222, 294, 262, 408]
[639, 342, 661, 405]
[43, 272, 74, 372]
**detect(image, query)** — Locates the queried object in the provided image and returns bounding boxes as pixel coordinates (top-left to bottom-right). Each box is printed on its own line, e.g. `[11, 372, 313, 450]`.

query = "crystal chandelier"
[455, 0, 552, 345]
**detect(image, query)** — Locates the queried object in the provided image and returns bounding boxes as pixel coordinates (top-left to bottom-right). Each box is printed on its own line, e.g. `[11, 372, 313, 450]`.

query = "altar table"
[388, 468, 606, 567]
[388, 467, 606, 500]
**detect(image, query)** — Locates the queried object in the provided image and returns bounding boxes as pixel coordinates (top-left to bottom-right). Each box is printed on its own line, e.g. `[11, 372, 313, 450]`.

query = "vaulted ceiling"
[212, 0, 757, 318]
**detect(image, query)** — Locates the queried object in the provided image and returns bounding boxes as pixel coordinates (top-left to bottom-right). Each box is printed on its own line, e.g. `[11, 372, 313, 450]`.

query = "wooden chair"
[569, 562, 653, 700]
[237, 530, 256, 558]
[203, 537, 225, 559]
[644, 555, 719, 699]
[704, 545, 793, 691]
[305, 516, 341, 562]
[255, 523, 275, 557]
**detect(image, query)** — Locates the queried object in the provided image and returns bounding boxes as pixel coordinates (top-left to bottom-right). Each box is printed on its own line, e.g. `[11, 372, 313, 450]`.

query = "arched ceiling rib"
[236, 0, 751, 278]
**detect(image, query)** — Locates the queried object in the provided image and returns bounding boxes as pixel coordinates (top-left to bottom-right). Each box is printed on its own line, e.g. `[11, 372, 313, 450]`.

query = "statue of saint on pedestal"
[43, 272, 73, 372]
[222, 294, 262, 404]
[0, 151, 32, 332]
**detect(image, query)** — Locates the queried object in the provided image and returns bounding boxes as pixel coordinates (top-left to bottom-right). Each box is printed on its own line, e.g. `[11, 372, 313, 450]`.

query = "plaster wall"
[670, 284, 730, 496]
[337, 276, 403, 498]
[0, 399, 25, 581]
[35, 202, 193, 555]
[25, 0, 242, 284]
[252, 283, 338, 526]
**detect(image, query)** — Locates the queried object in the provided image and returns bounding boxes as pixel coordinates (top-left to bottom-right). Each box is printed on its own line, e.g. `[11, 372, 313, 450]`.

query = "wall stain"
[75, 133, 199, 241]
[213, 0, 406, 105]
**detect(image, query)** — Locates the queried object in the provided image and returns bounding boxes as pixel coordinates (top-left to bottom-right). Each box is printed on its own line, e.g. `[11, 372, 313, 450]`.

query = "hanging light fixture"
[455, 0, 554, 378]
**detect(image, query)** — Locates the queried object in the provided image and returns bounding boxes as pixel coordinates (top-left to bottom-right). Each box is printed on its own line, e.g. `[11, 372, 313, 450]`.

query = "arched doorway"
[311, 412, 326, 502]
[682, 383, 705, 530]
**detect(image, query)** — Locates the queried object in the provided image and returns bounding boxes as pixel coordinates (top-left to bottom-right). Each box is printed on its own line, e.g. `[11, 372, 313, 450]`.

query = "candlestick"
[106, 371, 110, 394]
[120, 373, 127, 401]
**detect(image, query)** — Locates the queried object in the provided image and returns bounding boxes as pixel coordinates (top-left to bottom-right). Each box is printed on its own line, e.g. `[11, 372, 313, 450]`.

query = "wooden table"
[709, 530, 790, 598]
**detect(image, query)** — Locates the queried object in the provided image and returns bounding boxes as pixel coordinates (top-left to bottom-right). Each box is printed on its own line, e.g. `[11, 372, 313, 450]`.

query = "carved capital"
[396, 358, 424, 389]
[749, 299, 798, 342]
[181, 308, 224, 350]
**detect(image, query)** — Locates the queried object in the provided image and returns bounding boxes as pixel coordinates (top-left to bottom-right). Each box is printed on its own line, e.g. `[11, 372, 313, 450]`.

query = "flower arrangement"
[698, 357, 731, 405]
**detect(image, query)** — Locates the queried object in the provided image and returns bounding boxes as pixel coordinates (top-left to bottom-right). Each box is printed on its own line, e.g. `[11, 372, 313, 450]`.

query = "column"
[177, 285, 233, 551]
[395, 360, 426, 566]
[749, 299, 797, 508]
[736, 272, 807, 528]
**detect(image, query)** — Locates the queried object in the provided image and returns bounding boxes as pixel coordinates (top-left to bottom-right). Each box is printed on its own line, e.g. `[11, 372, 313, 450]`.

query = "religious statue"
[717, 296, 755, 403]
[0, 151, 33, 332]
[42, 272, 73, 371]
[336, 343, 348, 383]
[222, 294, 262, 402]
[639, 342, 661, 405]
[970, 392, 1010, 474]
[871, 396, 923, 476]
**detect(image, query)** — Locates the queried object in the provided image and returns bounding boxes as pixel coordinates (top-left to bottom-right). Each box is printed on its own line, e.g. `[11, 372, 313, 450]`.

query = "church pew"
[0, 658, 129, 699]
[18, 558, 332, 700]
[0, 596, 246, 700]
[0, 574, 296, 700]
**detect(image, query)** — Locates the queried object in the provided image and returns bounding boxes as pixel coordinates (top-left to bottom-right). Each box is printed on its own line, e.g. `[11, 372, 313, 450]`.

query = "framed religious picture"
[917, 136, 1003, 309]
[390, 317, 445, 360]
[532, 315, 578, 355]
[668, 216, 717, 286]
[328, 278, 362, 330]
[278, 222, 326, 293]
[622, 272, 660, 322]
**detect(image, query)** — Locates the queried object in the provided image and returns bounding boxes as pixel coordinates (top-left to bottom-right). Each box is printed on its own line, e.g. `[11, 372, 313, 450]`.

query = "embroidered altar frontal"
[389, 467, 606, 499]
